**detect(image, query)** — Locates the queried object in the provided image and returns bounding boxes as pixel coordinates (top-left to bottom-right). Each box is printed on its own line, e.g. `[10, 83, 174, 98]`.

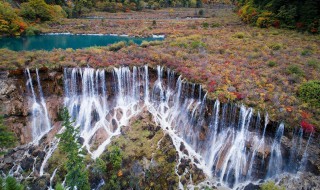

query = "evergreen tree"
[55, 183, 65, 190]
[196, 0, 202, 8]
[0, 177, 3, 190]
[57, 108, 90, 190]
[5, 177, 24, 190]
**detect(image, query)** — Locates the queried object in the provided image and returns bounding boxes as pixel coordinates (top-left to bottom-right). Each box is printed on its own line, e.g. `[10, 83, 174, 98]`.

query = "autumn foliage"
[235, 0, 320, 33]
[300, 120, 315, 133]
[0, 2, 28, 35]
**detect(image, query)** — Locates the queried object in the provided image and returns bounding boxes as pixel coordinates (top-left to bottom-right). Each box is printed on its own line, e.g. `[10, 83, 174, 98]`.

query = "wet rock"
[126, 110, 131, 117]
[4, 156, 13, 164]
[278, 172, 320, 190]
[0, 81, 10, 95]
[199, 131, 206, 141]
[180, 142, 186, 152]
[32, 149, 46, 160]
[105, 112, 113, 122]
[111, 119, 118, 131]
[26, 174, 50, 190]
[243, 183, 260, 190]
[121, 125, 130, 135]
[116, 109, 123, 120]
[132, 161, 143, 176]
[78, 137, 85, 145]
[21, 157, 34, 171]
[180, 175, 187, 185]
[94, 128, 109, 145]
[178, 158, 190, 175]
[190, 165, 206, 183]
[48, 72, 57, 80]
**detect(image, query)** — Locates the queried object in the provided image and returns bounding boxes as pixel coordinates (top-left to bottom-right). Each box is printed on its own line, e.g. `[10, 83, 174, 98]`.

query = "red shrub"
[233, 92, 245, 100]
[296, 22, 304, 29]
[207, 80, 216, 92]
[273, 20, 280, 28]
[300, 120, 315, 133]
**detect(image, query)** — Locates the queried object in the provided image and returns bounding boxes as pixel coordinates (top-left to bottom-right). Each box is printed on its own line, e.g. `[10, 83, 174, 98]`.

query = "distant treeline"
[234, 0, 320, 33]
[1, 0, 213, 36]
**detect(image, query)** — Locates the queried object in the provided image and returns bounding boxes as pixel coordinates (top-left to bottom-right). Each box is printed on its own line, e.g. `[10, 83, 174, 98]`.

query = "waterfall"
[26, 69, 52, 144]
[267, 123, 284, 177]
[28, 66, 313, 189]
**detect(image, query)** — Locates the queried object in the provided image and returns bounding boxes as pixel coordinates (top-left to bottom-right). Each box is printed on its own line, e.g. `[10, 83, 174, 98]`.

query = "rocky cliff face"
[0, 69, 64, 144]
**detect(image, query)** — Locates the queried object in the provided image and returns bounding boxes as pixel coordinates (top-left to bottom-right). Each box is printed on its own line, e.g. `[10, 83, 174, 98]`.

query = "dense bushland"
[235, 0, 320, 33]
[0, 0, 66, 36]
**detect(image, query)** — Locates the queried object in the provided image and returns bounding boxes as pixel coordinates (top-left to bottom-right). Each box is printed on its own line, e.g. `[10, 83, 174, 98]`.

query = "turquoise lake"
[0, 34, 162, 51]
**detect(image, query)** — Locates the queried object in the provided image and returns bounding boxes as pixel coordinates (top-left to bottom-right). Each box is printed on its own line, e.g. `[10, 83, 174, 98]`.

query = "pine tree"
[5, 177, 24, 190]
[0, 177, 3, 190]
[57, 107, 90, 190]
[55, 183, 65, 190]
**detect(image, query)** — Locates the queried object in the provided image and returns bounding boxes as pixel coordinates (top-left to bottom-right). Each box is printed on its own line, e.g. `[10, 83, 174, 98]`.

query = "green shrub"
[211, 23, 220, 27]
[190, 40, 206, 49]
[260, 181, 285, 190]
[298, 80, 320, 107]
[269, 43, 282, 50]
[268, 61, 277, 67]
[307, 60, 319, 69]
[0, 116, 16, 150]
[140, 40, 162, 48]
[198, 9, 204, 16]
[233, 32, 245, 39]
[286, 65, 304, 76]
[24, 26, 41, 36]
[202, 22, 209, 28]
[108, 41, 126, 51]
[301, 49, 312, 56]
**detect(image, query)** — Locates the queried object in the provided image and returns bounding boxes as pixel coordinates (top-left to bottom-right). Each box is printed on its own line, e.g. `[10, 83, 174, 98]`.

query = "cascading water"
[63, 67, 148, 158]
[30, 66, 314, 189]
[26, 68, 52, 144]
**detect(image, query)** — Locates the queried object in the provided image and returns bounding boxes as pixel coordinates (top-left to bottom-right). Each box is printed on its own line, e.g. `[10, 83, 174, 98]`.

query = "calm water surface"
[0, 34, 162, 51]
